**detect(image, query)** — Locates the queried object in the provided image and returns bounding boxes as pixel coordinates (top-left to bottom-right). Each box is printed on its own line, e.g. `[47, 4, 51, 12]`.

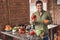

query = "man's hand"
[31, 14, 36, 22]
[32, 18, 36, 22]
[43, 19, 49, 24]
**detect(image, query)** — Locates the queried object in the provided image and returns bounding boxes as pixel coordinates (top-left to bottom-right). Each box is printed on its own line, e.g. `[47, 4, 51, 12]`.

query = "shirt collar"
[36, 10, 45, 16]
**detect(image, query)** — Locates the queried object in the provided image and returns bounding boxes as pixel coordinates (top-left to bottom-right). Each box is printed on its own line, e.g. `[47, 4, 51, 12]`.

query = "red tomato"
[30, 31, 35, 36]
[20, 27, 25, 31]
[31, 15, 36, 20]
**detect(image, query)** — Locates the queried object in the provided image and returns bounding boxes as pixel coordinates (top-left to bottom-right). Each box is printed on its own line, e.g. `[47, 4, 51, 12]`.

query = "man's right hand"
[32, 19, 36, 23]
[31, 14, 36, 22]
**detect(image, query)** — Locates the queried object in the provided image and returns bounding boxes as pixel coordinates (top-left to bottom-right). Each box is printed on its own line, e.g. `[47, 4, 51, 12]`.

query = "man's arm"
[30, 13, 35, 25]
[43, 12, 53, 25]
[47, 12, 53, 24]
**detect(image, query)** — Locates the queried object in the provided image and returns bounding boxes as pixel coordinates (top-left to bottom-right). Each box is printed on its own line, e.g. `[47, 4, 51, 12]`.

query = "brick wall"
[0, 0, 9, 31]
[47, 0, 60, 25]
[53, 0, 60, 25]
[8, 0, 30, 26]
[0, 0, 30, 30]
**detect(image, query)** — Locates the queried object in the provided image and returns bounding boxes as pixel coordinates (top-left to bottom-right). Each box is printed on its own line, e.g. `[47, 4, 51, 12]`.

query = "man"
[30, 0, 53, 40]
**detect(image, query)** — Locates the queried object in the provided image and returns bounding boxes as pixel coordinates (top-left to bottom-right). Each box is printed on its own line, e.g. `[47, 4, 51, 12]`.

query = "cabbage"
[35, 30, 43, 36]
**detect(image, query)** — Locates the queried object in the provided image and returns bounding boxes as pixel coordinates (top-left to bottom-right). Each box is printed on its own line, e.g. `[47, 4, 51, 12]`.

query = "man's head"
[36, 1, 43, 12]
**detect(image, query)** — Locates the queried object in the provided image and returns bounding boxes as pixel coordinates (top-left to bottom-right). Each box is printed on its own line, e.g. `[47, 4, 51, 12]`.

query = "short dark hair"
[36, 0, 43, 5]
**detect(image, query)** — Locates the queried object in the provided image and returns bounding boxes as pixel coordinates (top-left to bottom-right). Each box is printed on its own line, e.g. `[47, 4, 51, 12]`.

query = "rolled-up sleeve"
[47, 12, 53, 24]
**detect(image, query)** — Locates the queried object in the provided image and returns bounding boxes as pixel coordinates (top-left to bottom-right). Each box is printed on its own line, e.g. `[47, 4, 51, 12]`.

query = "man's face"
[36, 3, 43, 12]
